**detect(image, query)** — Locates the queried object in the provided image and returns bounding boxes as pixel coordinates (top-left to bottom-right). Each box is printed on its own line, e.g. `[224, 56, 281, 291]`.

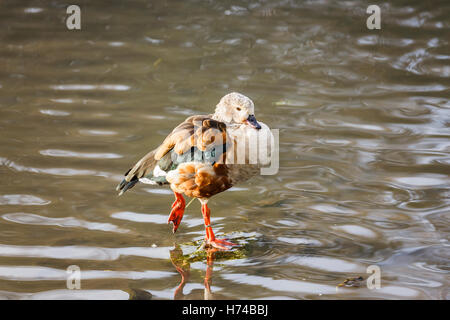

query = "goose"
[116, 92, 273, 250]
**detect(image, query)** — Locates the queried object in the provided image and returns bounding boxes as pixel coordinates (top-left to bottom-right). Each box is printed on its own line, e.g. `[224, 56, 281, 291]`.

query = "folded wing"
[116, 115, 229, 196]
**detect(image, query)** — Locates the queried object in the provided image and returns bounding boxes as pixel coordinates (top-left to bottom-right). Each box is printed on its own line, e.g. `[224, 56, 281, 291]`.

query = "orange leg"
[168, 192, 185, 233]
[201, 203, 236, 250]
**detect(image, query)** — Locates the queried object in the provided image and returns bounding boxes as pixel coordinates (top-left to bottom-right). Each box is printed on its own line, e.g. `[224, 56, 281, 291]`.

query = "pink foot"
[168, 193, 185, 233]
[205, 238, 238, 250]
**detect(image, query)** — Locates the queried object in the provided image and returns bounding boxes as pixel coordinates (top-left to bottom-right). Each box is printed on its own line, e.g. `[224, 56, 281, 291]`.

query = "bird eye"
[236, 107, 241, 111]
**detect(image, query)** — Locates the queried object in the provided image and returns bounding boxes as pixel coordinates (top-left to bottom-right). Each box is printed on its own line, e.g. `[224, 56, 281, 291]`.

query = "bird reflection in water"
[170, 244, 229, 300]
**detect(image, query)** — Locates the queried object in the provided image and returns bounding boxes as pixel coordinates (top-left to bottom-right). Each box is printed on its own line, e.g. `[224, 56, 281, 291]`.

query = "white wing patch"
[139, 178, 157, 185]
[153, 165, 167, 177]
[139, 165, 167, 185]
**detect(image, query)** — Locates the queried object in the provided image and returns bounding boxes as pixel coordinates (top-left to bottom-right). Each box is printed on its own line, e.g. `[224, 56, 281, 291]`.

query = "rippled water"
[0, 0, 449, 299]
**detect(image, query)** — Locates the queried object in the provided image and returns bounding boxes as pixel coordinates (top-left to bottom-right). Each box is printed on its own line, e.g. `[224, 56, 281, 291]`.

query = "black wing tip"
[116, 175, 139, 196]
[116, 179, 126, 191]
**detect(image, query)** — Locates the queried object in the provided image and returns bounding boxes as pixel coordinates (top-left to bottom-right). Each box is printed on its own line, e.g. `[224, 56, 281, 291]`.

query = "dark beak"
[246, 114, 261, 130]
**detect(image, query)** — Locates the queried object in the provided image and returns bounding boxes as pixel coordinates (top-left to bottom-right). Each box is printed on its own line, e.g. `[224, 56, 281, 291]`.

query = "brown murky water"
[0, 0, 449, 299]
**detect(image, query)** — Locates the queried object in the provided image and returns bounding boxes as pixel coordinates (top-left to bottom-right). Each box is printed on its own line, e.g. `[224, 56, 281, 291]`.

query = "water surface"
[0, 0, 449, 299]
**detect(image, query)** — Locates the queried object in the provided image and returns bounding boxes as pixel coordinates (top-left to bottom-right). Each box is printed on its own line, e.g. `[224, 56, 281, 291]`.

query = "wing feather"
[116, 114, 229, 195]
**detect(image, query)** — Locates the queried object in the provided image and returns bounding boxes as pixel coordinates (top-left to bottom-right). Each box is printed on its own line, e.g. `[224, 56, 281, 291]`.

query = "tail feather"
[115, 179, 127, 192]
[116, 149, 158, 196]
[117, 176, 139, 196]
